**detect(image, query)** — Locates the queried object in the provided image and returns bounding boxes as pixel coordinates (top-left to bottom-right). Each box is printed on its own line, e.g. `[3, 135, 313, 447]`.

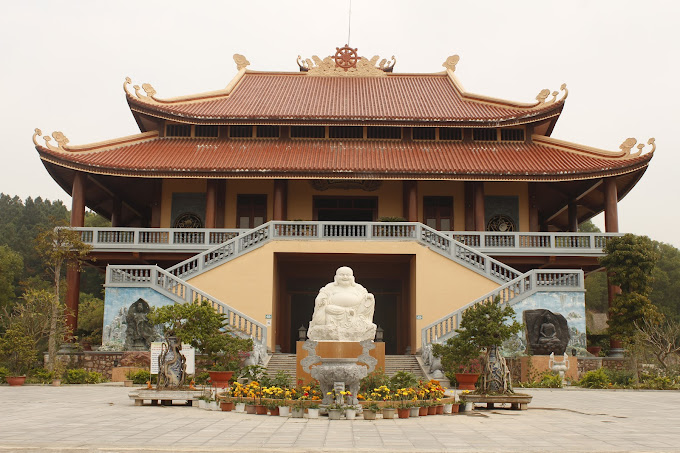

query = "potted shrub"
[433, 296, 522, 394]
[363, 401, 380, 420]
[0, 326, 37, 386]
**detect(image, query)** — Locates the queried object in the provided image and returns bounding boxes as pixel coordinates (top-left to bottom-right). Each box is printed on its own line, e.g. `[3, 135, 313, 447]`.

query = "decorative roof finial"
[620, 137, 656, 157]
[298, 46, 394, 77]
[442, 55, 460, 72]
[124, 77, 158, 102]
[535, 83, 568, 106]
[33, 128, 69, 152]
[233, 54, 250, 71]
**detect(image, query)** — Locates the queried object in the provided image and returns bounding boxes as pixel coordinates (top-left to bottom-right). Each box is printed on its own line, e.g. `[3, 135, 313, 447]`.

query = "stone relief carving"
[307, 266, 377, 342]
[524, 309, 570, 356]
[124, 298, 157, 351]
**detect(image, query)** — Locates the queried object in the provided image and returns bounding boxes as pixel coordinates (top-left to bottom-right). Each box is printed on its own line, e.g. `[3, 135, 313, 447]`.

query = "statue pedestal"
[518, 356, 578, 383]
[296, 341, 385, 385]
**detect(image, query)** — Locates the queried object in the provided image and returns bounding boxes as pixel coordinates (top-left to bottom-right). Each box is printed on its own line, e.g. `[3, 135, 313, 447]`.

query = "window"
[472, 128, 497, 142]
[166, 124, 191, 137]
[237, 195, 267, 229]
[195, 125, 219, 138]
[500, 129, 525, 142]
[424, 196, 453, 231]
[439, 128, 463, 141]
[291, 126, 325, 138]
[329, 126, 363, 139]
[367, 126, 402, 139]
[412, 127, 436, 141]
[256, 126, 280, 138]
[229, 125, 253, 138]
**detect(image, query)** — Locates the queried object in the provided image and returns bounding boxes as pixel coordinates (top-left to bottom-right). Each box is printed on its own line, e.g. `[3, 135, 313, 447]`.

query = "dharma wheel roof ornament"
[297, 45, 396, 77]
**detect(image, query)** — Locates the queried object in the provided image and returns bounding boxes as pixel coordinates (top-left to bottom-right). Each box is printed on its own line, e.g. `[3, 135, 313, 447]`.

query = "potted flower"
[0, 326, 36, 386]
[363, 401, 381, 420]
[231, 381, 247, 412]
[326, 388, 345, 420]
[395, 387, 414, 418]
[306, 401, 320, 419]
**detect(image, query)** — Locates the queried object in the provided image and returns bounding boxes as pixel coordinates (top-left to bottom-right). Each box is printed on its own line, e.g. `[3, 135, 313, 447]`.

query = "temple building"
[33, 46, 654, 357]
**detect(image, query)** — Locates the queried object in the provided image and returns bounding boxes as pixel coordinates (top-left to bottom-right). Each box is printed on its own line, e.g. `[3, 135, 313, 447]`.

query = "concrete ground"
[1, 384, 679, 452]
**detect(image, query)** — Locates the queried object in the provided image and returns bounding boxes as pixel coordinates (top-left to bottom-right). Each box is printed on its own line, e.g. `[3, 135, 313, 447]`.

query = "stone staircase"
[264, 353, 427, 384]
[384, 355, 427, 379]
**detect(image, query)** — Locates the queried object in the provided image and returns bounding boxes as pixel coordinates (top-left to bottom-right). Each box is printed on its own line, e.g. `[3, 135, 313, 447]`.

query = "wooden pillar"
[111, 198, 122, 227]
[464, 181, 475, 231]
[474, 181, 485, 231]
[273, 180, 288, 220]
[150, 180, 162, 228]
[528, 183, 539, 232]
[215, 180, 226, 228]
[66, 172, 86, 339]
[402, 181, 418, 222]
[568, 201, 578, 232]
[205, 180, 218, 228]
[603, 177, 619, 233]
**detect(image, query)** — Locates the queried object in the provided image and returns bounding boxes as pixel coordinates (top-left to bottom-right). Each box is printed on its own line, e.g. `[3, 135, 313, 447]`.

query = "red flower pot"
[255, 404, 267, 415]
[436, 405, 444, 415]
[427, 405, 437, 415]
[269, 407, 280, 416]
[208, 371, 234, 388]
[419, 406, 428, 416]
[397, 408, 410, 418]
[6, 376, 26, 386]
[220, 401, 234, 411]
[451, 403, 460, 413]
[455, 373, 480, 391]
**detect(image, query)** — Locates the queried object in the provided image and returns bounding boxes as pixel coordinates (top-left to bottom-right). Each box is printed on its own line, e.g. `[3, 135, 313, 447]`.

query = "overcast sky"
[2, 1, 678, 246]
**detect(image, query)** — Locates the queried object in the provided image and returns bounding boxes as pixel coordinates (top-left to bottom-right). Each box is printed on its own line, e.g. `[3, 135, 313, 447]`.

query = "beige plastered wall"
[484, 181, 529, 231]
[186, 240, 499, 351]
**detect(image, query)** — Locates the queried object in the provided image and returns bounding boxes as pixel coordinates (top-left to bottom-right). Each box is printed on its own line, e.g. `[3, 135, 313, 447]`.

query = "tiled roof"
[38, 137, 652, 181]
[128, 73, 562, 124]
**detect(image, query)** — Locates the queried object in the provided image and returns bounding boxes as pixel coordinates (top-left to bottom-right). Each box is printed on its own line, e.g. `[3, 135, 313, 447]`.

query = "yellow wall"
[484, 181, 529, 231]
[186, 240, 499, 351]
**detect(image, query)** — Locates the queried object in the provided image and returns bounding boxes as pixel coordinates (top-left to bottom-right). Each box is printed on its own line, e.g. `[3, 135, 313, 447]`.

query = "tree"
[0, 245, 23, 313]
[650, 242, 680, 322]
[35, 226, 92, 372]
[76, 294, 104, 344]
[600, 234, 660, 341]
[634, 316, 680, 369]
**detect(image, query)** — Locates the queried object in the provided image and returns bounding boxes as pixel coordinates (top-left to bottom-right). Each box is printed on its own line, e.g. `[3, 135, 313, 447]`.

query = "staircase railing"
[107, 264, 267, 346]
[421, 269, 584, 348]
[164, 221, 521, 284]
[72, 227, 243, 250]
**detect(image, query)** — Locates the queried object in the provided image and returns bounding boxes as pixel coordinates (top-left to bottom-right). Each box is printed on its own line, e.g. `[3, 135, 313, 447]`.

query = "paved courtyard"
[0, 384, 679, 452]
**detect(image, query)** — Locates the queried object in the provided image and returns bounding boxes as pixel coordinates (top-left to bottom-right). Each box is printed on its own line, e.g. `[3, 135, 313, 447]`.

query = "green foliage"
[584, 271, 608, 314]
[84, 212, 111, 228]
[270, 370, 292, 388]
[517, 371, 563, 388]
[127, 369, 151, 384]
[433, 297, 521, 373]
[30, 368, 55, 384]
[578, 220, 601, 233]
[360, 367, 392, 395]
[194, 371, 210, 385]
[601, 234, 659, 295]
[650, 242, 680, 322]
[76, 294, 104, 344]
[610, 292, 660, 339]
[390, 370, 418, 390]
[0, 325, 38, 375]
[0, 245, 23, 312]
[149, 301, 252, 370]
[578, 368, 610, 389]
[0, 366, 9, 383]
[63, 368, 104, 384]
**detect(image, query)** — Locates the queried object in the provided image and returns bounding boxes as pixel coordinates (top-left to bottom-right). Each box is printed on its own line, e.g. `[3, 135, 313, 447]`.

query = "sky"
[2, 1, 678, 246]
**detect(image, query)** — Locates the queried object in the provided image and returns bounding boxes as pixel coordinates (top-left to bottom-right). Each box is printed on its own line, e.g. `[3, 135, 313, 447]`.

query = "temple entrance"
[274, 253, 413, 355]
[313, 197, 378, 221]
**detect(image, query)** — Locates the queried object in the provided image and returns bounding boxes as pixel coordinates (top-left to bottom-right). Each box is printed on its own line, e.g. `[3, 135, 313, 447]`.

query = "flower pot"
[382, 408, 395, 419]
[427, 405, 437, 415]
[443, 403, 453, 414]
[345, 408, 356, 420]
[436, 405, 444, 415]
[269, 406, 280, 416]
[419, 406, 429, 416]
[460, 402, 473, 412]
[209, 401, 221, 411]
[363, 410, 377, 420]
[291, 408, 304, 418]
[328, 408, 342, 420]
[198, 400, 207, 409]
[255, 404, 267, 415]
[409, 407, 420, 417]
[220, 401, 234, 411]
[451, 403, 460, 414]
[587, 346, 602, 356]
[455, 373, 480, 391]
[397, 408, 410, 419]
[51, 379, 62, 387]
[6, 376, 26, 386]
[307, 408, 320, 419]
[208, 371, 234, 389]
[123, 380, 133, 387]
[278, 406, 290, 417]
[235, 402, 246, 412]
[245, 404, 256, 414]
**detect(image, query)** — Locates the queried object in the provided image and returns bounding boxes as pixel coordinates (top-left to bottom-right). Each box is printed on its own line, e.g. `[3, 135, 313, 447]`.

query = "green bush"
[390, 371, 418, 390]
[605, 369, 635, 387]
[64, 368, 88, 384]
[578, 368, 610, 389]
[30, 368, 55, 384]
[127, 369, 151, 385]
[194, 372, 210, 385]
[360, 368, 391, 395]
[85, 371, 104, 384]
[0, 366, 9, 383]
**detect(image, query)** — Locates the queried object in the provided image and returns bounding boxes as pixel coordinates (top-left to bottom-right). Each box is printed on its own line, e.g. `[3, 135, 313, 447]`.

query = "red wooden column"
[568, 201, 578, 232]
[474, 182, 485, 231]
[273, 180, 288, 220]
[603, 177, 623, 354]
[205, 180, 218, 228]
[528, 183, 539, 232]
[402, 181, 418, 222]
[111, 197, 122, 227]
[66, 172, 86, 339]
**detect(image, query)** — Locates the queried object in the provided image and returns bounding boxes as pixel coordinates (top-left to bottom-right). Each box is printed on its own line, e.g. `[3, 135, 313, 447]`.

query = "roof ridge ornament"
[124, 77, 159, 103]
[297, 45, 395, 77]
[33, 128, 69, 152]
[233, 54, 250, 71]
[620, 137, 656, 157]
[535, 83, 568, 106]
[442, 55, 460, 72]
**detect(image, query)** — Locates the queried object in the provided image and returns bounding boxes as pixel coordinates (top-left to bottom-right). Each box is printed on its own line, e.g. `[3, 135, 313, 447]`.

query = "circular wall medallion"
[486, 214, 516, 232]
[173, 212, 203, 228]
